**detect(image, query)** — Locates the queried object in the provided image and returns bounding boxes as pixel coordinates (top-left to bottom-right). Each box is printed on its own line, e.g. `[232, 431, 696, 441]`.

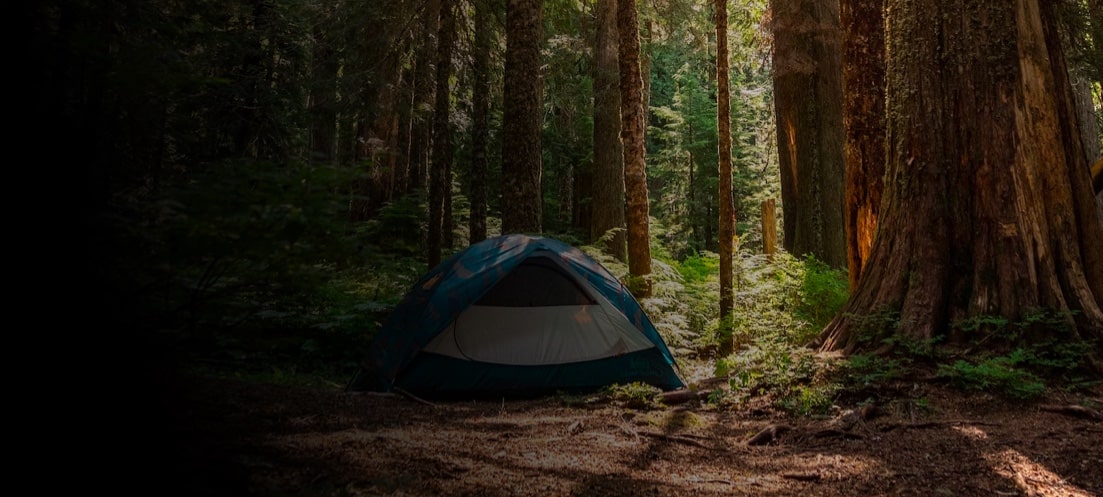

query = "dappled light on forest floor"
[162, 375, 1103, 497]
[985, 448, 1095, 497]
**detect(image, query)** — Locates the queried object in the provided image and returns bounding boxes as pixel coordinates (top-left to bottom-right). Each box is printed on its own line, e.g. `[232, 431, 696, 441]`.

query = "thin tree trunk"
[428, 0, 455, 268]
[501, 0, 543, 234]
[469, 0, 491, 244]
[592, 0, 627, 261]
[408, 0, 440, 193]
[618, 0, 652, 297]
[716, 0, 736, 347]
[308, 0, 338, 164]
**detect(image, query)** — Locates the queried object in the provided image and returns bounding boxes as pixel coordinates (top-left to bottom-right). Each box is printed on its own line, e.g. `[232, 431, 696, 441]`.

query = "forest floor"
[128, 368, 1103, 497]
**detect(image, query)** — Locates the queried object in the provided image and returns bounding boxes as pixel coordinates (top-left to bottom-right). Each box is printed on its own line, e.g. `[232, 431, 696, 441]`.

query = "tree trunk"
[841, 0, 885, 291]
[716, 0, 736, 344]
[817, 0, 1103, 362]
[407, 0, 440, 193]
[308, 1, 338, 164]
[618, 0, 652, 297]
[771, 0, 847, 269]
[501, 0, 543, 235]
[428, 0, 455, 268]
[469, 0, 492, 244]
[762, 199, 778, 260]
[592, 0, 627, 261]
[373, 39, 405, 207]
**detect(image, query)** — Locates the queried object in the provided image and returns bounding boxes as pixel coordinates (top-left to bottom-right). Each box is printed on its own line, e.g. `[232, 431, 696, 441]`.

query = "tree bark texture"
[407, 0, 440, 192]
[716, 0, 736, 328]
[762, 198, 778, 260]
[592, 0, 627, 261]
[771, 0, 847, 269]
[308, 2, 338, 164]
[469, 0, 491, 244]
[428, 0, 455, 268]
[817, 0, 1103, 358]
[841, 0, 886, 291]
[373, 40, 405, 207]
[618, 0, 652, 297]
[501, 0, 543, 235]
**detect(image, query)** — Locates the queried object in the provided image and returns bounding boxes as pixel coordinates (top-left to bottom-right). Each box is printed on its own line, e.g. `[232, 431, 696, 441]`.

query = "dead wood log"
[656, 389, 706, 405]
[746, 424, 792, 445]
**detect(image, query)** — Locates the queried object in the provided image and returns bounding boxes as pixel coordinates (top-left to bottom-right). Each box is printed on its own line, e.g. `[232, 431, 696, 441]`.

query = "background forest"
[48, 0, 1103, 407]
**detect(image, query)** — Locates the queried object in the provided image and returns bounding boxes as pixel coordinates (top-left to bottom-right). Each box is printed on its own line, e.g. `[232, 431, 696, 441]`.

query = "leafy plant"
[777, 384, 838, 416]
[605, 382, 663, 409]
[937, 358, 1046, 400]
[794, 255, 850, 331]
[841, 353, 910, 387]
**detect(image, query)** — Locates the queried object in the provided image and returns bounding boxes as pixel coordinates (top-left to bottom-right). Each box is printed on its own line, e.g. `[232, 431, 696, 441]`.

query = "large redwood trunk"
[817, 0, 1103, 361]
[840, 0, 885, 291]
[770, 0, 847, 269]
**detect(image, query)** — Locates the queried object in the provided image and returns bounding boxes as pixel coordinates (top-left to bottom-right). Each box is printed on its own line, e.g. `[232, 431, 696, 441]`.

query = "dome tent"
[347, 234, 685, 398]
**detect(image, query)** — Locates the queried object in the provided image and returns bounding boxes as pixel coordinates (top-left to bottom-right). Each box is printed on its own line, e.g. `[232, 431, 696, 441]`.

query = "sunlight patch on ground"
[787, 452, 885, 481]
[952, 424, 989, 440]
[985, 448, 1094, 497]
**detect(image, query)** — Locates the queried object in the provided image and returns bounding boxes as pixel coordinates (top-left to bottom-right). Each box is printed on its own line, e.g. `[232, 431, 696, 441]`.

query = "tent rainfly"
[347, 234, 685, 398]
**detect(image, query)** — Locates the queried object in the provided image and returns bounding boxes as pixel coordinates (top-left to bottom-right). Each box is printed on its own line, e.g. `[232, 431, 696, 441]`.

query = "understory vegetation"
[111, 165, 1099, 415]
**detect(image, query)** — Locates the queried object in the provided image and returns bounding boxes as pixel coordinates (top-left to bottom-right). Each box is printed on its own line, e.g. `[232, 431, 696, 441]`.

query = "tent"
[347, 234, 685, 398]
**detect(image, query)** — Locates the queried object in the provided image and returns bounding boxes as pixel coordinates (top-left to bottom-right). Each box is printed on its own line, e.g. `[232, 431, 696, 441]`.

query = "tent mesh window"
[475, 256, 596, 306]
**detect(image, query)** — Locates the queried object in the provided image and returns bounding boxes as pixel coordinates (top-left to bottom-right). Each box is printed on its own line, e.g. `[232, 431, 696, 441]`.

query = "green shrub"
[794, 256, 850, 331]
[937, 358, 1046, 400]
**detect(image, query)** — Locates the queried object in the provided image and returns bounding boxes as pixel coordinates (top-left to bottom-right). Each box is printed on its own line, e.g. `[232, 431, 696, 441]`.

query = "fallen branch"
[656, 389, 705, 405]
[746, 424, 792, 446]
[878, 420, 999, 432]
[639, 431, 714, 450]
[392, 386, 438, 408]
[1038, 404, 1103, 422]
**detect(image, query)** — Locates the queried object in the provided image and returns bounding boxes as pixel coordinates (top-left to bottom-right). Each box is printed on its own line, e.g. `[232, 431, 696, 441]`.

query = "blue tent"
[348, 234, 685, 398]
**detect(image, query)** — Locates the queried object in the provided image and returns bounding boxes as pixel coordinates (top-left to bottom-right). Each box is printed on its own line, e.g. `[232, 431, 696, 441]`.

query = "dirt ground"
[136, 373, 1102, 497]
